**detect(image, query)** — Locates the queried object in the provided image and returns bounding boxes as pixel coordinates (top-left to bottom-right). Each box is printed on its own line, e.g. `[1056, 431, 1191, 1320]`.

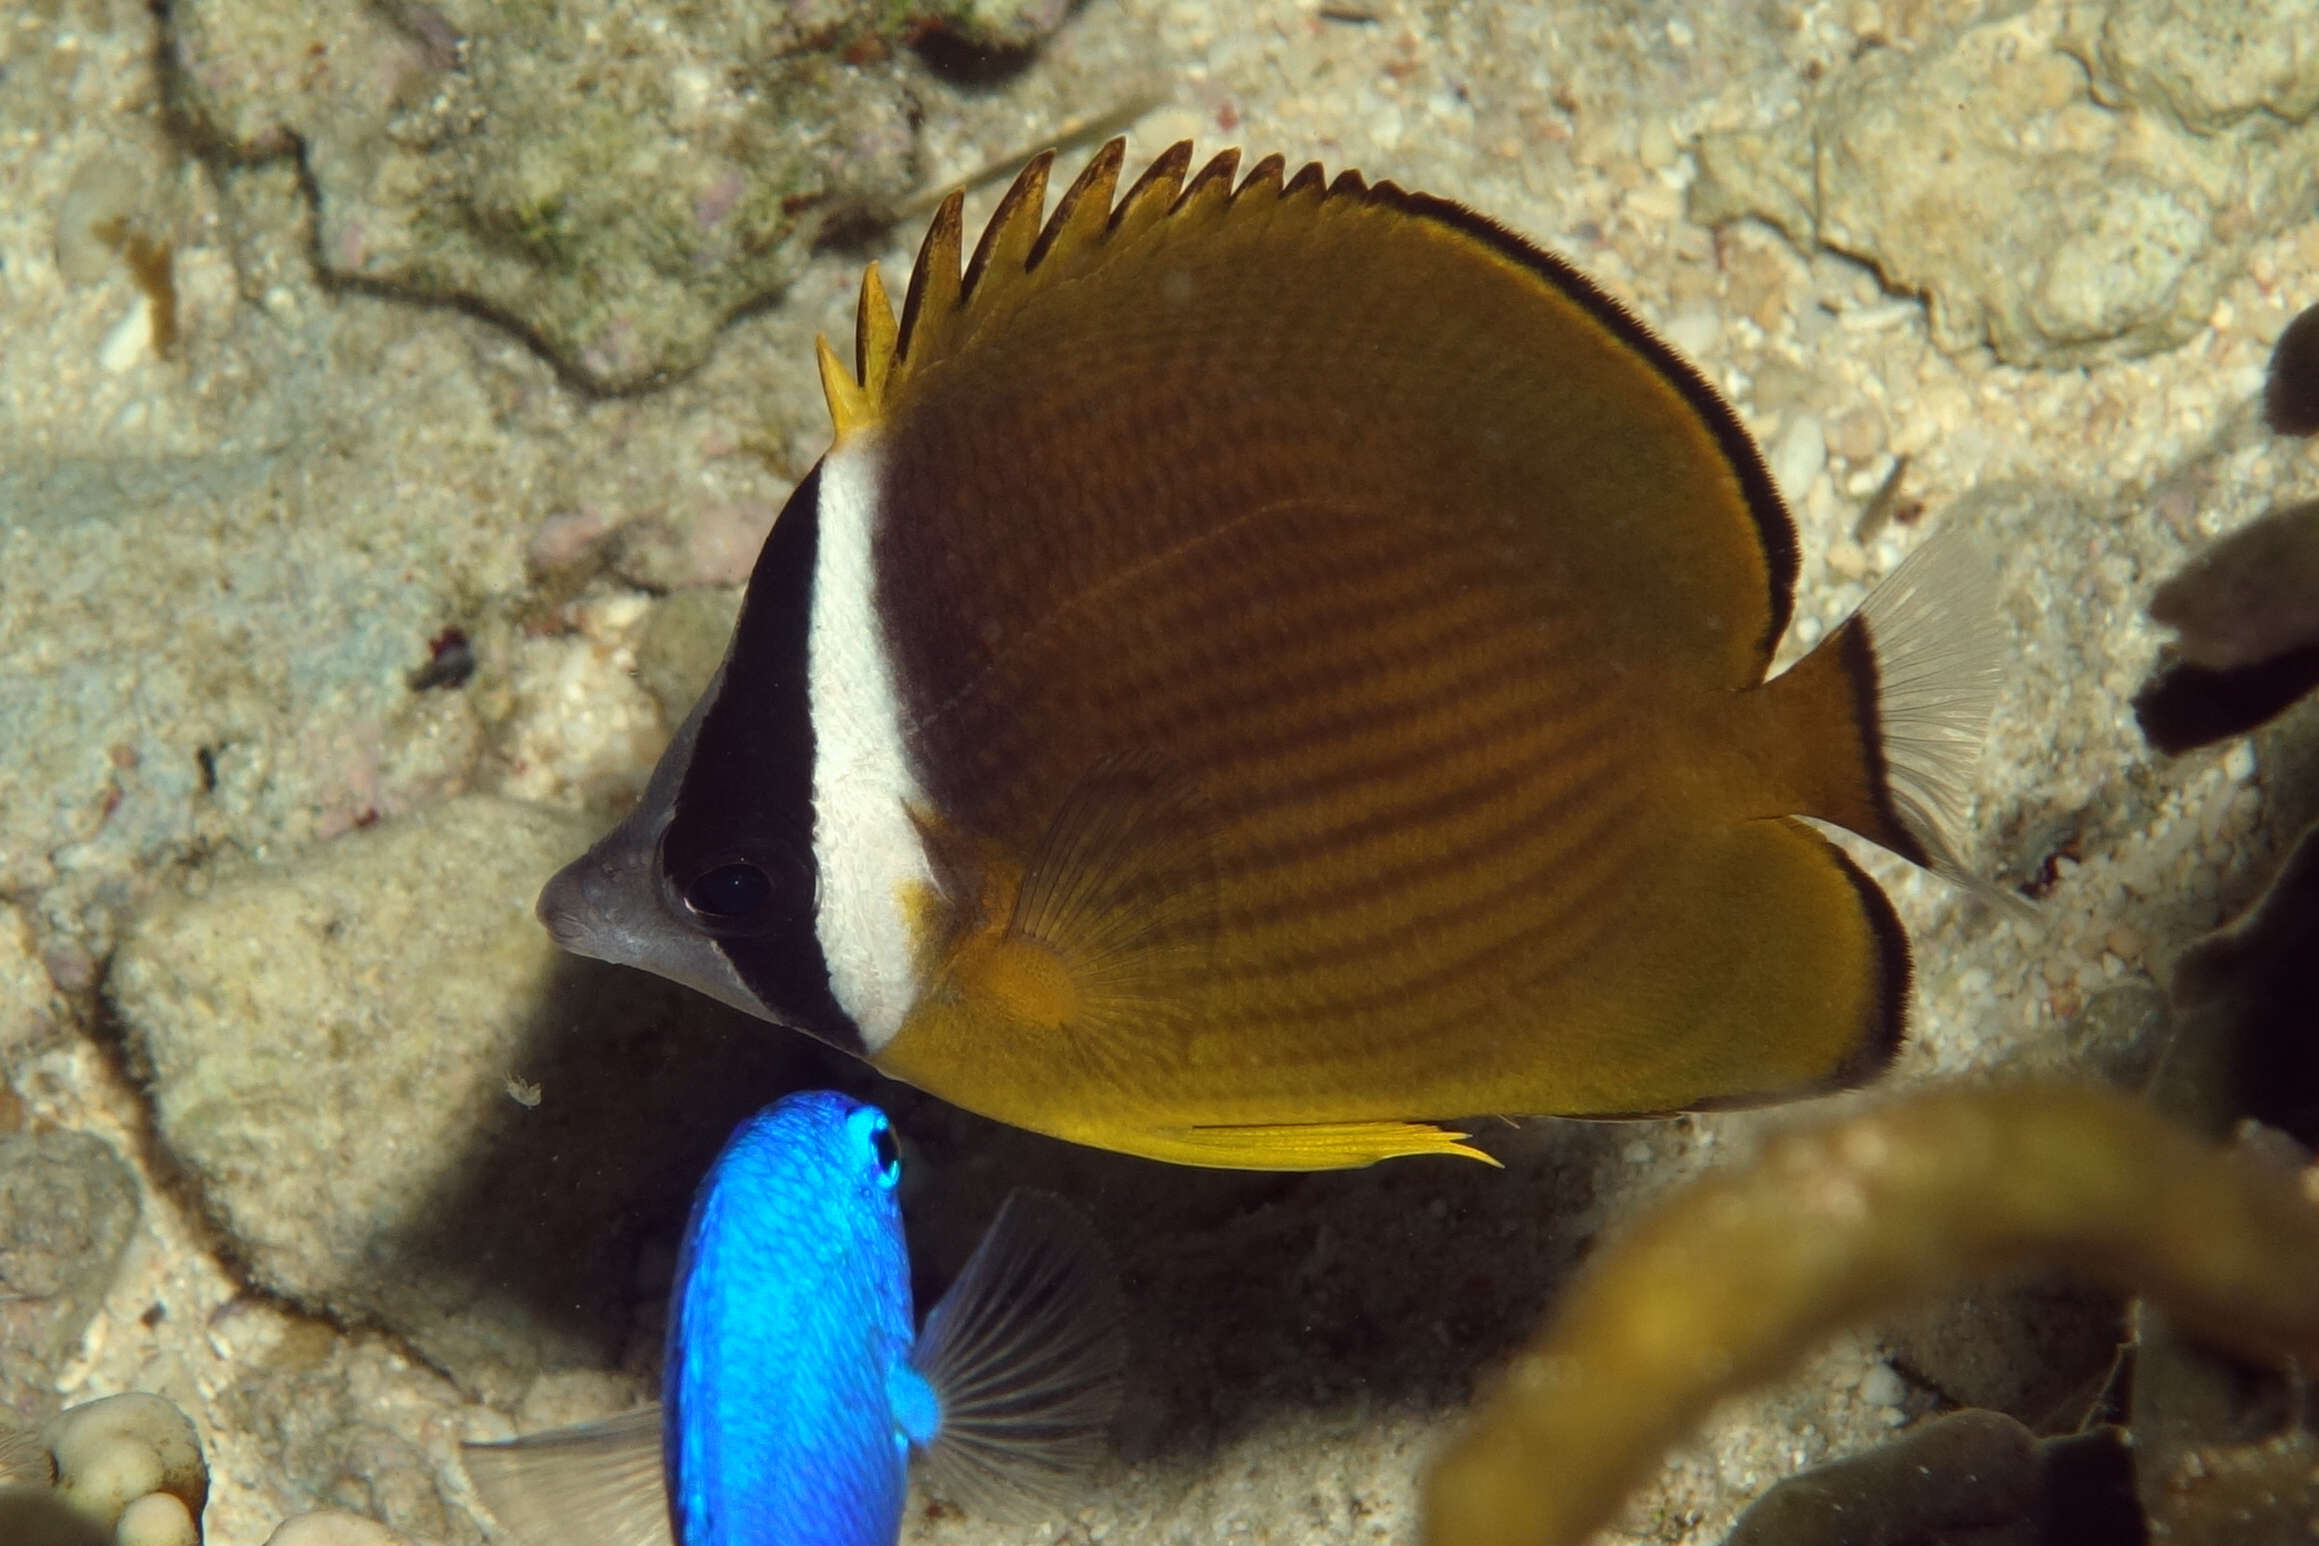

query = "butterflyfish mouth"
[536, 859, 613, 958]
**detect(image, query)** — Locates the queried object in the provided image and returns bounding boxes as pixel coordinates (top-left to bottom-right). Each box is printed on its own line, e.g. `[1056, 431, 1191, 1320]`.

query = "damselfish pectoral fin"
[911, 1191, 1126, 1519]
[1137, 1119, 1500, 1171]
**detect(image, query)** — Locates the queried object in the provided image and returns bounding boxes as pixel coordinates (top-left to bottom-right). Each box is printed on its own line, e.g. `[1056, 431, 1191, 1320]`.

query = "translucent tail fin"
[459, 1407, 673, 1546]
[1854, 530, 2022, 911]
[0, 1426, 53, 1487]
[910, 1190, 1127, 1520]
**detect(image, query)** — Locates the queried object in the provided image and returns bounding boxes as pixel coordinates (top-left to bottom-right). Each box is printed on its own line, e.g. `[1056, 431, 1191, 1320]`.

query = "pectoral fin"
[941, 757, 1218, 1058]
[909, 1192, 1127, 1520]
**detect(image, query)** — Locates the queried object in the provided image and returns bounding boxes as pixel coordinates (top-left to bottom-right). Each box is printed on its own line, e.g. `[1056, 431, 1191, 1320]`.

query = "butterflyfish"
[539, 140, 2004, 1171]
[462, 1091, 1126, 1546]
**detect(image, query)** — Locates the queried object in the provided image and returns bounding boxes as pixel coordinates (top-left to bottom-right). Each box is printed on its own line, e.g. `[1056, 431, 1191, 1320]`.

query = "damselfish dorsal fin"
[909, 1190, 1127, 1518]
[460, 1407, 673, 1546]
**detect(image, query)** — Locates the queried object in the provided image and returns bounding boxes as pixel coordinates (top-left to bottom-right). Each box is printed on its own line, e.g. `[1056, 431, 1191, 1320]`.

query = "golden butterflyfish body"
[539, 140, 2004, 1171]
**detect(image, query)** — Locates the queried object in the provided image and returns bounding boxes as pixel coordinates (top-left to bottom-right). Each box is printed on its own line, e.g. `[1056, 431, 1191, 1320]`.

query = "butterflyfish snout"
[542, 139, 2009, 1171]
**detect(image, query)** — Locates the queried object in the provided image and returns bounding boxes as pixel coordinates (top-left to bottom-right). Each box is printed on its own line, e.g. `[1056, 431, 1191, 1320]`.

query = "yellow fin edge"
[1148, 1120, 1500, 1172]
[815, 332, 876, 442]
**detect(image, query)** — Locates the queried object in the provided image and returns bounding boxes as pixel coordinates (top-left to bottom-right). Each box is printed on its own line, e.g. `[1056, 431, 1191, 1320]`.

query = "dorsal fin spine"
[898, 190, 966, 373]
[1237, 152, 1288, 199]
[1177, 147, 1241, 213]
[856, 262, 897, 404]
[961, 151, 1054, 306]
[1108, 140, 1193, 239]
[816, 334, 874, 441]
[1029, 137, 1126, 270]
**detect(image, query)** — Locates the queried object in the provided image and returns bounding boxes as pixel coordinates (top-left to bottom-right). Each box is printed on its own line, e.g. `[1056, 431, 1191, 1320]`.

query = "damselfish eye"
[844, 1104, 903, 1188]
[683, 861, 772, 921]
[871, 1121, 901, 1187]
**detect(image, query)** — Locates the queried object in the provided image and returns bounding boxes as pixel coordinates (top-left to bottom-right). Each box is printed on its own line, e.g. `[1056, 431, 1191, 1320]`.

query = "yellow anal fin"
[1144, 1120, 1500, 1172]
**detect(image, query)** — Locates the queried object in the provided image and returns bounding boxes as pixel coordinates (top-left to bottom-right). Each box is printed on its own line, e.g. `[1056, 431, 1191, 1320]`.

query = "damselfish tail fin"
[0, 1425, 53, 1487]
[910, 1190, 1127, 1520]
[460, 1407, 674, 1546]
[1852, 530, 2020, 910]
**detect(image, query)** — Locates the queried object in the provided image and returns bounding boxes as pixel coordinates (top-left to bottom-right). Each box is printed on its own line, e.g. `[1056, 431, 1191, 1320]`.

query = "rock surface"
[0, 1133, 139, 1426]
[1692, 0, 2319, 365]
[164, 0, 931, 390]
[106, 793, 821, 1403]
[0, 905, 60, 1062]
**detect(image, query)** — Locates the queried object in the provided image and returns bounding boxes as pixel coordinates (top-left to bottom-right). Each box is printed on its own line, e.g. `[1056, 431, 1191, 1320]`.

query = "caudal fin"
[0, 1426, 53, 1486]
[1851, 530, 2018, 909]
[910, 1190, 1127, 1520]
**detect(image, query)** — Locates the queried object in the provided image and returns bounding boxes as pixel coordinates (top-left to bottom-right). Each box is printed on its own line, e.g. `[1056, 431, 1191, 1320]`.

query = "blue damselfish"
[463, 1091, 1125, 1546]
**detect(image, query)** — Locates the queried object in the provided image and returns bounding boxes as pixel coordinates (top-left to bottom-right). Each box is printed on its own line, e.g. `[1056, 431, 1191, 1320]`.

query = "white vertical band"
[806, 437, 935, 1050]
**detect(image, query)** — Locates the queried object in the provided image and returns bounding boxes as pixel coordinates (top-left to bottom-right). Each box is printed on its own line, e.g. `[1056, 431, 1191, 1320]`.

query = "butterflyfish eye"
[683, 860, 773, 922]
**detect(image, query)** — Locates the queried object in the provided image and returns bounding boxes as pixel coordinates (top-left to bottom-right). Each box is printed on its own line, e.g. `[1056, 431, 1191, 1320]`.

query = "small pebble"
[261, 1511, 411, 1546]
[1824, 405, 1884, 463]
[1769, 415, 1826, 510]
[98, 299, 152, 373]
[1663, 305, 1722, 362]
[116, 1491, 197, 1546]
[1857, 1362, 1904, 1408]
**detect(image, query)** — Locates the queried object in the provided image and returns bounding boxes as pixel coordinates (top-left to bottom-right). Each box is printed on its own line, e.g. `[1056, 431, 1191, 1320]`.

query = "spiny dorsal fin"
[893, 188, 966, 396]
[815, 140, 1341, 442]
